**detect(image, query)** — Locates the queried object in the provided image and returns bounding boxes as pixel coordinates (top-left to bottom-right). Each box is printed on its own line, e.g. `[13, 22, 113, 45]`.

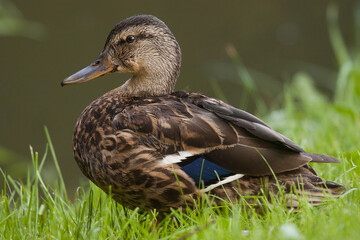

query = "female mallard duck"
[62, 15, 344, 212]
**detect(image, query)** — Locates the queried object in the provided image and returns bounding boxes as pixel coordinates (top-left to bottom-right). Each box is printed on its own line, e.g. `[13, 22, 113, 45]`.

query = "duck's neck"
[118, 74, 173, 98]
[119, 62, 180, 98]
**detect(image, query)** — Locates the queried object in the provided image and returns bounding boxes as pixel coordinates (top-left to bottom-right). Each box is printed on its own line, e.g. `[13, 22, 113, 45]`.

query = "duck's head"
[62, 15, 181, 97]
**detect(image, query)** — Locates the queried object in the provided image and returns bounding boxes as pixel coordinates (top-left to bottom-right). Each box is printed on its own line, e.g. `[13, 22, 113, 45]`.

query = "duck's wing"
[112, 92, 339, 179]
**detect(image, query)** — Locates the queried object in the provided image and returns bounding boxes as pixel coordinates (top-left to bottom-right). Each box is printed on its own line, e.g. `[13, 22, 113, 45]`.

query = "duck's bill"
[61, 56, 115, 86]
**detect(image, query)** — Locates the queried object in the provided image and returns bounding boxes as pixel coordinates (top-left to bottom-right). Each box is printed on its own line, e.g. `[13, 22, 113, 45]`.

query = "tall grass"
[1, 3, 360, 240]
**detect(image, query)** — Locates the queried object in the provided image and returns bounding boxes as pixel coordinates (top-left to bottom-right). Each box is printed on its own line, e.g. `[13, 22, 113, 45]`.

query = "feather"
[179, 157, 233, 185]
[161, 151, 194, 164]
[202, 174, 244, 193]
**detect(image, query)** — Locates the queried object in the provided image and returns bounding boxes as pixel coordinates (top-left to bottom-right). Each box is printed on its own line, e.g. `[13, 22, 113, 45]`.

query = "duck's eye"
[126, 35, 135, 43]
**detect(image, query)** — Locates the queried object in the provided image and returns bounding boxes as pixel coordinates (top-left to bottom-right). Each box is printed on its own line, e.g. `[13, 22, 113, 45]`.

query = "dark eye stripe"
[137, 33, 154, 40]
[117, 39, 126, 46]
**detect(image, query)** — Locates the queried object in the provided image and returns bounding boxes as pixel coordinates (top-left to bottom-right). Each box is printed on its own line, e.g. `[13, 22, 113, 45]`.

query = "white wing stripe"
[161, 151, 195, 164]
[201, 174, 244, 193]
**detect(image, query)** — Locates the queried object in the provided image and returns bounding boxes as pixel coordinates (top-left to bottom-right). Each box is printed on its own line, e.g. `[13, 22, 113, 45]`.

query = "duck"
[62, 14, 344, 213]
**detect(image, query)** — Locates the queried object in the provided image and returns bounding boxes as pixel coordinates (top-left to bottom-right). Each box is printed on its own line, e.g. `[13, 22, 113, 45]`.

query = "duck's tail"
[270, 164, 345, 208]
[208, 164, 345, 209]
[284, 179, 345, 208]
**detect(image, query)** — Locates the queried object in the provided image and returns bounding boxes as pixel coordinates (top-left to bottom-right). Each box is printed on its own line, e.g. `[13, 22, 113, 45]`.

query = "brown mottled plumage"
[62, 15, 344, 213]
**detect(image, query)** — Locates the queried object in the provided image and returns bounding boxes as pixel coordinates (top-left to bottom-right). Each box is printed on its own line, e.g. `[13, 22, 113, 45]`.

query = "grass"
[1, 4, 360, 240]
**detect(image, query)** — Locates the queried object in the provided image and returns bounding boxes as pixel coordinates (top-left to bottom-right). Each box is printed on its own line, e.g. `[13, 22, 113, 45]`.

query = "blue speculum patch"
[180, 157, 233, 186]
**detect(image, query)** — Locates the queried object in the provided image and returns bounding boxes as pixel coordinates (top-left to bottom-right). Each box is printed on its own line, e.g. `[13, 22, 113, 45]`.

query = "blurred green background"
[0, 0, 356, 193]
